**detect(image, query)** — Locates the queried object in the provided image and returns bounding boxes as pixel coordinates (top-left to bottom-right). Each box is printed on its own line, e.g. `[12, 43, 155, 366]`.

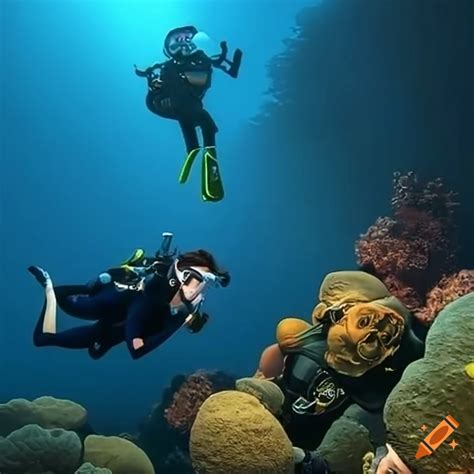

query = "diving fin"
[201, 146, 224, 202]
[121, 248, 145, 266]
[178, 148, 201, 184]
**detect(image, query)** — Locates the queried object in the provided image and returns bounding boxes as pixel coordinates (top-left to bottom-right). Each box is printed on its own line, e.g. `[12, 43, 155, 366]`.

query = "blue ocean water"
[1, 0, 472, 439]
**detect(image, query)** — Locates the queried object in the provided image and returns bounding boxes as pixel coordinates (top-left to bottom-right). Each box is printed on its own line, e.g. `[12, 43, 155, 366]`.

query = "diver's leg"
[54, 284, 125, 321]
[88, 324, 125, 360]
[34, 319, 102, 350]
[198, 109, 218, 149]
[179, 119, 200, 152]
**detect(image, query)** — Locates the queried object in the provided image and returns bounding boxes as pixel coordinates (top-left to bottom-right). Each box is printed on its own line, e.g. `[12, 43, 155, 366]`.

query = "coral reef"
[0, 396, 87, 436]
[0, 396, 155, 474]
[190, 390, 294, 474]
[0, 424, 82, 473]
[138, 370, 236, 474]
[356, 172, 472, 321]
[416, 270, 474, 323]
[384, 292, 474, 473]
[83, 435, 155, 474]
[75, 463, 112, 474]
[164, 371, 214, 432]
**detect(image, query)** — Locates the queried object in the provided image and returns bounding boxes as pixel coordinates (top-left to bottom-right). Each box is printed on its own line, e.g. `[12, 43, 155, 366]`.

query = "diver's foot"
[235, 377, 285, 416]
[28, 266, 52, 288]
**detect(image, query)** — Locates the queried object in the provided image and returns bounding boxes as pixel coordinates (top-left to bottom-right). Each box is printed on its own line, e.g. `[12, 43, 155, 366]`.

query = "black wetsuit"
[144, 51, 217, 153]
[33, 264, 187, 360]
[277, 326, 425, 449]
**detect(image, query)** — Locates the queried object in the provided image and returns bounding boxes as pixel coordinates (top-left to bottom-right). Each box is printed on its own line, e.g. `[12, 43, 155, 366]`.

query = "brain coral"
[384, 292, 474, 473]
[83, 435, 155, 474]
[0, 424, 82, 473]
[0, 396, 87, 436]
[190, 390, 294, 474]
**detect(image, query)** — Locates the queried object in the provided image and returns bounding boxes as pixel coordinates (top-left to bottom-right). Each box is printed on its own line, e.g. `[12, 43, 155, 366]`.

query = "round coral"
[384, 293, 474, 473]
[190, 391, 294, 474]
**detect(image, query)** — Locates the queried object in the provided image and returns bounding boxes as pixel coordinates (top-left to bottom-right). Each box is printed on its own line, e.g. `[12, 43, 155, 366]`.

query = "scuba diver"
[134, 26, 243, 202]
[28, 233, 230, 360]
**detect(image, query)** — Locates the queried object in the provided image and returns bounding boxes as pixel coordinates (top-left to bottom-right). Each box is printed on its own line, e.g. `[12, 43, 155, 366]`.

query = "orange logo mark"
[416, 414, 459, 460]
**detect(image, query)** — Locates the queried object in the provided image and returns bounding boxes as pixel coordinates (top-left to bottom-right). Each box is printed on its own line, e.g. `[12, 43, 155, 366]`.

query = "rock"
[0, 396, 87, 436]
[190, 390, 294, 473]
[0, 424, 82, 473]
[316, 412, 373, 474]
[84, 435, 155, 474]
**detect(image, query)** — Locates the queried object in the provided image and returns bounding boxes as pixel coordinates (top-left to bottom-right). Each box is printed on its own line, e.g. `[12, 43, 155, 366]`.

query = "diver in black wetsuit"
[135, 25, 242, 202]
[28, 248, 230, 360]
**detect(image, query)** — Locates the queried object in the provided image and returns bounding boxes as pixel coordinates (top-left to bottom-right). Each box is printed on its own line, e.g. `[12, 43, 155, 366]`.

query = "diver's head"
[164, 25, 199, 59]
[172, 250, 229, 307]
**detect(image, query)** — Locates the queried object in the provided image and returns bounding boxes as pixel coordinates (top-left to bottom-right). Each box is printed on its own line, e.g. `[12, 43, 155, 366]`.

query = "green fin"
[178, 148, 201, 184]
[201, 147, 224, 202]
[121, 248, 145, 266]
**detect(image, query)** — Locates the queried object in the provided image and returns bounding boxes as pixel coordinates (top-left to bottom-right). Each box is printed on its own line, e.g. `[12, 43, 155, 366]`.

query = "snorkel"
[156, 231, 177, 263]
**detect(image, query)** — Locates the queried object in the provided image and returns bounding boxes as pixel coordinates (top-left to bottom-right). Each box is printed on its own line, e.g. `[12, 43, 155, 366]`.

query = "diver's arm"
[127, 314, 185, 360]
[134, 62, 165, 77]
[211, 41, 242, 78]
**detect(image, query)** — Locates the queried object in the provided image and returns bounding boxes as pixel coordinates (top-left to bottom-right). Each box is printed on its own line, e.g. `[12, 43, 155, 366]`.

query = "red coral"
[164, 372, 213, 433]
[415, 270, 474, 322]
[355, 172, 461, 316]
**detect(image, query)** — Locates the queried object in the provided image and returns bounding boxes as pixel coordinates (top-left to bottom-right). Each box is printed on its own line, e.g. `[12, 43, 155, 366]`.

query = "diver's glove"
[187, 312, 209, 333]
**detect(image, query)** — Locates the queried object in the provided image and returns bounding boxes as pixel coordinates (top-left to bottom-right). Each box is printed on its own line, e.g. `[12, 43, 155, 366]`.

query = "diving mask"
[164, 26, 199, 58]
[173, 260, 221, 304]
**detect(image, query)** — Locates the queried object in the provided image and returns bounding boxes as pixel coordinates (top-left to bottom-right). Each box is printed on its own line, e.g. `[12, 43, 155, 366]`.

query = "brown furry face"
[325, 303, 405, 377]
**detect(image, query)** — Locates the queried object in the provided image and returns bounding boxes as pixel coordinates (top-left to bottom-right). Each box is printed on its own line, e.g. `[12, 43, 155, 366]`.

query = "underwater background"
[1, 0, 473, 443]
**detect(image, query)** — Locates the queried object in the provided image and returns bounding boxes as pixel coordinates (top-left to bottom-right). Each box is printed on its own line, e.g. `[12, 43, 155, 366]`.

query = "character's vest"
[281, 327, 423, 418]
[281, 337, 350, 417]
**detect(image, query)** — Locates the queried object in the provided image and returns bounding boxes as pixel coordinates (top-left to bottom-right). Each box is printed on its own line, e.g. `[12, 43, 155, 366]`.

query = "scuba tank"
[155, 231, 177, 263]
[89, 232, 177, 292]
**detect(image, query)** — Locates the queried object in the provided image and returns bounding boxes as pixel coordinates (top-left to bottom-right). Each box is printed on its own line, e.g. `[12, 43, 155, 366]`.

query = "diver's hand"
[132, 338, 144, 350]
[187, 313, 209, 333]
[220, 41, 228, 53]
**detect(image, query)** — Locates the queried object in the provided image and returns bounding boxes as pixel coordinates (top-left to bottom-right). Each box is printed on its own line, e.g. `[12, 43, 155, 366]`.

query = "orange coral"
[164, 372, 213, 433]
[416, 270, 474, 322]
